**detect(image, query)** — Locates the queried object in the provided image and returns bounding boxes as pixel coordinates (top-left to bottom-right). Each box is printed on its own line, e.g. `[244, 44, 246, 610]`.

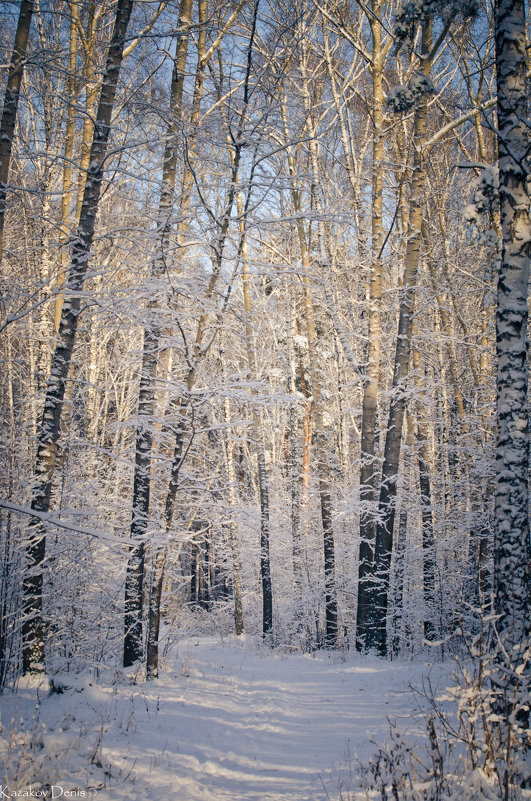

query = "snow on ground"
[0, 636, 443, 801]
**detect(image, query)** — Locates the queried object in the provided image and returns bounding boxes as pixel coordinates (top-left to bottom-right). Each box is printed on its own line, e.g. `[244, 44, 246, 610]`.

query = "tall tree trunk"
[22, 0, 134, 674]
[282, 52, 338, 645]
[417, 420, 436, 642]
[55, 0, 167, 327]
[145, 406, 188, 679]
[236, 182, 273, 638]
[367, 21, 432, 656]
[357, 6, 385, 650]
[411, 323, 437, 642]
[210, 0, 271, 636]
[54, 3, 78, 332]
[391, 412, 415, 658]
[493, 0, 530, 653]
[222, 397, 244, 636]
[125, 0, 193, 670]
[291, 198, 338, 645]
[0, 0, 34, 260]
[145, 0, 206, 678]
[54, 0, 101, 330]
[287, 300, 303, 604]
[288, 209, 337, 646]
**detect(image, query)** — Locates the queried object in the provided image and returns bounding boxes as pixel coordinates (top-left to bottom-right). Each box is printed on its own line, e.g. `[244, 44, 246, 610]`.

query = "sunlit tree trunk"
[390, 412, 415, 658]
[73, 1, 104, 224]
[287, 300, 303, 602]
[144, 0, 205, 678]
[54, 0, 168, 327]
[285, 39, 338, 644]
[356, 4, 386, 650]
[54, 3, 77, 332]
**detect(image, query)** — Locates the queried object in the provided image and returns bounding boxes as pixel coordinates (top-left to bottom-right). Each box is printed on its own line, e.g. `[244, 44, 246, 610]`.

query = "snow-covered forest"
[0, 0, 529, 797]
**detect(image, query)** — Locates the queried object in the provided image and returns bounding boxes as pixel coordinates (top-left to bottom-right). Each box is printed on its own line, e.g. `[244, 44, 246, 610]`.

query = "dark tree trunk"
[125, 0, 193, 670]
[366, 21, 432, 656]
[22, 0, 134, 674]
[417, 427, 436, 642]
[0, 0, 34, 259]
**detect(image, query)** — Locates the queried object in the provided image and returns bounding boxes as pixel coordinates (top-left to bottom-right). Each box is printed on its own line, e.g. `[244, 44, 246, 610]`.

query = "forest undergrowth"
[337, 621, 531, 801]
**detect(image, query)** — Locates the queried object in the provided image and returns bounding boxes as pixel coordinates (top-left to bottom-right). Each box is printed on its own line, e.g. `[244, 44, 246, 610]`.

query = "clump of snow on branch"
[465, 166, 501, 251]
[386, 72, 435, 113]
[394, 0, 479, 51]
[467, 166, 499, 217]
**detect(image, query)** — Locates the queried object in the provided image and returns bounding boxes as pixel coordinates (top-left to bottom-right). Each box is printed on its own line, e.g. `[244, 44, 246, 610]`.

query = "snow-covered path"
[2, 636, 437, 801]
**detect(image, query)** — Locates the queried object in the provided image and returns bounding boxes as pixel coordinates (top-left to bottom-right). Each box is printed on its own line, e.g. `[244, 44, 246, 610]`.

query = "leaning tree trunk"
[22, 0, 134, 674]
[493, 0, 530, 656]
[0, 0, 34, 260]
[367, 20, 432, 656]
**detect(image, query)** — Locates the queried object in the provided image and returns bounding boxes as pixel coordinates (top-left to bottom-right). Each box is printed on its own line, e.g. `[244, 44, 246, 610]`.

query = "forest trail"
[2, 636, 438, 801]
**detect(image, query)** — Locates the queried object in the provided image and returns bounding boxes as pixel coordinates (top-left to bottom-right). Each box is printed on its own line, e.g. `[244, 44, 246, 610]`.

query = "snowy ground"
[0, 636, 443, 801]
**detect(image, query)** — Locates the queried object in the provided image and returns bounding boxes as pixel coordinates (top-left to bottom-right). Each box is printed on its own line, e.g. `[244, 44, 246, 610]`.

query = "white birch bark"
[493, 0, 530, 653]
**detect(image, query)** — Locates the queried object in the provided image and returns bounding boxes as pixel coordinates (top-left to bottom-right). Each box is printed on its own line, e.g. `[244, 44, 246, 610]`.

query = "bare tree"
[22, 0, 134, 673]
[367, 17, 435, 655]
[124, 0, 193, 671]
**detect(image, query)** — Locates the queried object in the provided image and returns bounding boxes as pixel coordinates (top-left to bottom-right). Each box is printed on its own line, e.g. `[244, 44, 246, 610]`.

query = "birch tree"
[0, 0, 34, 260]
[367, 16, 435, 655]
[354, 0, 391, 651]
[493, 0, 530, 660]
[22, 0, 134, 673]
